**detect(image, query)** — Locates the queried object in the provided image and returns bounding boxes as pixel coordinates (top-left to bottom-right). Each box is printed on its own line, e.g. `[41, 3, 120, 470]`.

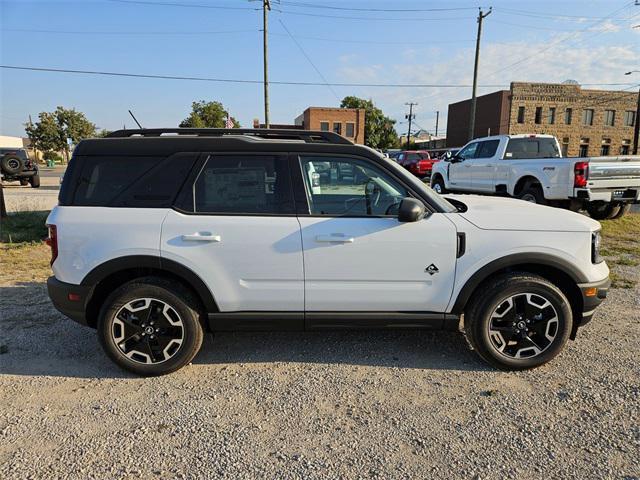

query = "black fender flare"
[450, 253, 588, 315]
[81, 255, 218, 312]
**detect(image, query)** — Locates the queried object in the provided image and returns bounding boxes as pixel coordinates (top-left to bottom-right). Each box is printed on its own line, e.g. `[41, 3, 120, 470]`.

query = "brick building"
[295, 107, 366, 144]
[447, 81, 638, 156]
[255, 107, 366, 144]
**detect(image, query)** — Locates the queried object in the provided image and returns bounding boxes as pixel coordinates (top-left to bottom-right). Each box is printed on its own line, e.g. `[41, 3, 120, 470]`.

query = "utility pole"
[634, 87, 640, 155]
[405, 102, 417, 148]
[435, 110, 439, 137]
[263, 0, 271, 128]
[468, 7, 492, 142]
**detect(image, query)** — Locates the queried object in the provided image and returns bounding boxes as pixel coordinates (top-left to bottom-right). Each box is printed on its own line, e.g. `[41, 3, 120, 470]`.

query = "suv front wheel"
[464, 273, 573, 370]
[98, 277, 204, 376]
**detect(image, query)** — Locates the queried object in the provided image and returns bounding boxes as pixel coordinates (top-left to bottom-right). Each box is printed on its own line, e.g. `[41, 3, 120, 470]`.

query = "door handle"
[182, 233, 221, 242]
[315, 234, 355, 243]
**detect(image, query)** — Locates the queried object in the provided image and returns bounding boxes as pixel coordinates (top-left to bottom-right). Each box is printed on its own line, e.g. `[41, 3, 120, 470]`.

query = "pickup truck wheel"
[518, 185, 546, 205]
[586, 202, 620, 220]
[431, 176, 448, 194]
[29, 173, 40, 188]
[98, 277, 204, 376]
[464, 273, 572, 370]
[610, 203, 631, 219]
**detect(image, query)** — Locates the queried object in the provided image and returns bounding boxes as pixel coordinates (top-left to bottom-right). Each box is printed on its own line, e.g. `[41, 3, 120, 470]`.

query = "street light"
[625, 70, 640, 154]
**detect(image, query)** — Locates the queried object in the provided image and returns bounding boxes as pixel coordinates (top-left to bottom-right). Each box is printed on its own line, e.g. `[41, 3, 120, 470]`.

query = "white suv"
[46, 129, 610, 376]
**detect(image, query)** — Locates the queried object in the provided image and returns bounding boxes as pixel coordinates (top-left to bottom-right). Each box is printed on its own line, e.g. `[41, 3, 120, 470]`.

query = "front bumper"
[576, 276, 610, 327]
[47, 276, 93, 326]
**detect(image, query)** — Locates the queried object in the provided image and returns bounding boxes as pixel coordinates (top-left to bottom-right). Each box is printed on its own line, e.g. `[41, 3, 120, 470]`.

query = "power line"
[0, 28, 258, 36]
[2, 65, 637, 91]
[277, 19, 340, 102]
[278, 1, 479, 13]
[0, 65, 512, 87]
[106, 0, 258, 10]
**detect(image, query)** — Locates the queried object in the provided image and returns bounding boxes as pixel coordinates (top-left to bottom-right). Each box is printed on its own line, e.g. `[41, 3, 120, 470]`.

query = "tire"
[586, 202, 620, 220]
[20, 179, 29, 186]
[29, 173, 40, 188]
[610, 203, 631, 219]
[464, 273, 573, 370]
[97, 277, 204, 376]
[431, 176, 448, 194]
[1, 155, 23, 175]
[518, 184, 546, 205]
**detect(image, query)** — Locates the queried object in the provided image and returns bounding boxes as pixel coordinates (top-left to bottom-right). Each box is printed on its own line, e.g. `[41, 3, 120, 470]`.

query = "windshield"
[504, 138, 561, 159]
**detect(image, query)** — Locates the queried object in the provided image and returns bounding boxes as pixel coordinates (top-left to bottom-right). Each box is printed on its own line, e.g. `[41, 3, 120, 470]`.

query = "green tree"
[180, 100, 240, 128]
[25, 107, 96, 162]
[340, 96, 398, 149]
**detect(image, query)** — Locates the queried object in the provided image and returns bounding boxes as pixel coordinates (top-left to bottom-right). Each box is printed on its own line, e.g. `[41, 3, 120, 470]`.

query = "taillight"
[574, 161, 589, 188]
[417, 160, 432, 172]
[45, 224, 58, 266]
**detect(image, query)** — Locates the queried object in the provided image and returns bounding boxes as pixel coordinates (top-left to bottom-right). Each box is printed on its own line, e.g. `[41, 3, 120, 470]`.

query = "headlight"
[591, 231, 603, 264]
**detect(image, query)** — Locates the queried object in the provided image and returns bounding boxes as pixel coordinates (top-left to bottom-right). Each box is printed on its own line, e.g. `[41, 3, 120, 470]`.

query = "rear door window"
[476, 140, 500, 158]
[504, 138, 561, 159]
[192, 155, 294, 214]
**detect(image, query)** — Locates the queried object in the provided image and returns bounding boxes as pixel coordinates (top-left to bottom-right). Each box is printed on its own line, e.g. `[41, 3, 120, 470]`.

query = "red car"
[396, 150, 437, 178]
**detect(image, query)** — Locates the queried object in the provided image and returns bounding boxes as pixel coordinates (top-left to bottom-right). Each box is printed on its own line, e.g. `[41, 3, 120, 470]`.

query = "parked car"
[396, 150, 437, 178]
[47, 128, 609, 376]
[430, 134, 640, 219]
[0, 148, 40, 187]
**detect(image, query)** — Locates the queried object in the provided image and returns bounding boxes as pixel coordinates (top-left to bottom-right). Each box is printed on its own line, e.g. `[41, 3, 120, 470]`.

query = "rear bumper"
[573, 187, 639, 203]
[47, 276, 92, 326]
[576, 276, 610, 326]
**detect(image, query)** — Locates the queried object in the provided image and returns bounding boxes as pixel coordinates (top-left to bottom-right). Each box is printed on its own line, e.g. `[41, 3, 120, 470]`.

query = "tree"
[25, 107, 96, 162]
[340, 96, 399, 150]
[180, 100, 240, 128]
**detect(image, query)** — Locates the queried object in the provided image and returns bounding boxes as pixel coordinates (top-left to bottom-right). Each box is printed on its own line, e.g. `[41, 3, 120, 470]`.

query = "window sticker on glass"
[505, 152, 512, 157]
[203, 167, 267, 208]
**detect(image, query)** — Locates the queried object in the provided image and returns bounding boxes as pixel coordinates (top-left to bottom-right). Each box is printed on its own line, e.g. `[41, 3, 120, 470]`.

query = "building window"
[534, 107, 542, 124]
[333, 122, 342, 135]
[600, 138, 611, 156]
[345, 122, 355, 138]
[564, 108, 573, 125]
[517, 106, 525, 124]
[582, 109, 594, 126]
[548, 107, 556, 125]
[579, 138, 589, 157]
[604, 110, 615, 127]
[319, 122, 329, 131]
[620, 139, 631, 155]
[624, 110, 636, 127]
[561, 137, 569, 157]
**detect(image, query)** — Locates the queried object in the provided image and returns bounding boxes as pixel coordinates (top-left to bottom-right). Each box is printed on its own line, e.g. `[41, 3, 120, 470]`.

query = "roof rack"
[105, 128, 353, 145]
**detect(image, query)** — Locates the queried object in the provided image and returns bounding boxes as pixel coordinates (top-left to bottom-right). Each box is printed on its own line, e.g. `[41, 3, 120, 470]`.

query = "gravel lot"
[1, 235, 639, 479]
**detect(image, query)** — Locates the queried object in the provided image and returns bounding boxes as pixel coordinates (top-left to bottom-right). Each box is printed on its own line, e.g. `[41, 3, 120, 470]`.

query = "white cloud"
[335, 39, 639, 136]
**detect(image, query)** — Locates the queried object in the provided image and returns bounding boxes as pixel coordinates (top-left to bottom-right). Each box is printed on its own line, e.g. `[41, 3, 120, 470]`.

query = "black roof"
[75, 128, 364, 157]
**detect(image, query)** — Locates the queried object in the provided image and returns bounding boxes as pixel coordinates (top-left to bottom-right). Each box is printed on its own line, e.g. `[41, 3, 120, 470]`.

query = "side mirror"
[398, 198, 426, 222]
[450, 155, 462, 163]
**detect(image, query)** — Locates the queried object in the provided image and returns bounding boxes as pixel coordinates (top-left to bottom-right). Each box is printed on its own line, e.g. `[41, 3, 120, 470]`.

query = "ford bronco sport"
[46, 129, 610, 376]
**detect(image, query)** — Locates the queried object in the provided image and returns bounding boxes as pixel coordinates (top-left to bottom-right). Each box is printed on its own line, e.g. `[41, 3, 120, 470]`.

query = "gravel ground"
[0, 243, 638, 479]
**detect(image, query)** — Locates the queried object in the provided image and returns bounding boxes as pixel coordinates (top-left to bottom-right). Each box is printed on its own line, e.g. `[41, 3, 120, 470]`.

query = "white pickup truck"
[430, 134, 640, 219]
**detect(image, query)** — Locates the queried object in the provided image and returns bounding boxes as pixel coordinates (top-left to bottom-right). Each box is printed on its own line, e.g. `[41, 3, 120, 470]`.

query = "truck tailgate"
[586, 156, 640, 189]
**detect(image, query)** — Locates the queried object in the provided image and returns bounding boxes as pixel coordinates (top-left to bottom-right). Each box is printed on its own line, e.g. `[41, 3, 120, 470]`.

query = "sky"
[1, 0, 639, 138]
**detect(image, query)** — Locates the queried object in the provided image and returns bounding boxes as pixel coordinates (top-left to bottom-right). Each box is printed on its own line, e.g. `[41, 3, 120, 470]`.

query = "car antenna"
[128, 110, 143, 129]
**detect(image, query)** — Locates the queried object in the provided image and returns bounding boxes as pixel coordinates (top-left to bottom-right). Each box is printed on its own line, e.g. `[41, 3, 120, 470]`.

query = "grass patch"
[0, 211, 49, 243]
[600, 212, 640, 288]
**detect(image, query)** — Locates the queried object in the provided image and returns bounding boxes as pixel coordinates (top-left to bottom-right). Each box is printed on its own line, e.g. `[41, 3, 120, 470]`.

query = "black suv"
[0, 148, 40, 187]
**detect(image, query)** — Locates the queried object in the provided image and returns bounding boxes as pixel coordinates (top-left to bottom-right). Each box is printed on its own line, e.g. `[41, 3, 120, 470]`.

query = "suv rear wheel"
[98, 277, 204, 376]
[464, 273, 573, 370]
